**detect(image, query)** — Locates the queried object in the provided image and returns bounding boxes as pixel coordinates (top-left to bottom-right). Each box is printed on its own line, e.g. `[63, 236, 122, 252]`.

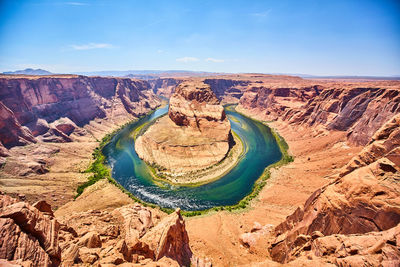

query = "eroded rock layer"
[0, 75, 160, 149]
[0, 192, 210, 266]
[0, 193, 61, 266]
[267, 114, 400, 265]
[237, 82, 400, 146]
[135, 81, 232, 175]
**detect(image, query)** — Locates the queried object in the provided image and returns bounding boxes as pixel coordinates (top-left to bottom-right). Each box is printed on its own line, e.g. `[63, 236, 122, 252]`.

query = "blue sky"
[0, 0, 399, 75]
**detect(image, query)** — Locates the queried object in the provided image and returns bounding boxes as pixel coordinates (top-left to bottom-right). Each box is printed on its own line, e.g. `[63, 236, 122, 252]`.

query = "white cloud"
[157, 49, 164, 54]
[70, 43, 114, 50]
[65, 2, 89, 6]
[205, 58, 224, 63]
[176, 57, 199, 63]
[250, 10, 271, 18]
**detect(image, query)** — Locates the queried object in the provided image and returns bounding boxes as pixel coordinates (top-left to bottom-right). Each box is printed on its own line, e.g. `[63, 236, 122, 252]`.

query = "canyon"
[135, 81, 237, 185]
[0, 73, 399, 266]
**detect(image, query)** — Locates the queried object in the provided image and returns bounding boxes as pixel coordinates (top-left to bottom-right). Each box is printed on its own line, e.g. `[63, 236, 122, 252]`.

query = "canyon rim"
[1, 0, 400, 266]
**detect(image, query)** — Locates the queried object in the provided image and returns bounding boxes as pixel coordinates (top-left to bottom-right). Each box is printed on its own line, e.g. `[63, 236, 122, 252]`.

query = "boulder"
[51, 117, 77, 135]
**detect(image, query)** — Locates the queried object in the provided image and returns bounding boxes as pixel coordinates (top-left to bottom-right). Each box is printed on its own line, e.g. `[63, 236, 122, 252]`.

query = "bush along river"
[102, 105, 283, 211]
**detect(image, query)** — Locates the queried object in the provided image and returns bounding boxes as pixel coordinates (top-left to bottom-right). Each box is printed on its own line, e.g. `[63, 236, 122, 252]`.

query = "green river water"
[102, 105, 282, 211]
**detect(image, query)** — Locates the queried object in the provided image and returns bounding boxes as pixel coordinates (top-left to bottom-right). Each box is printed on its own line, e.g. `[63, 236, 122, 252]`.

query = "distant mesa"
[135, 81, 240, 185]
[2, 68, 53, 75]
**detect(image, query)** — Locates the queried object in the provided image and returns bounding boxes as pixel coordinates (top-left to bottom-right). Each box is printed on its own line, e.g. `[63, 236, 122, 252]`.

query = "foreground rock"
[267, 113, 400, 264]
[135, 81, 233, 181]
[60, 204, 201, 266]
[0, 190, 209, 266]
[0, 193, 61, 266]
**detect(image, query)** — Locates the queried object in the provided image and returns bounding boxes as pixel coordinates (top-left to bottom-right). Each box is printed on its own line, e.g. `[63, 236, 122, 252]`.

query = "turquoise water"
[102, 105, 282, 211]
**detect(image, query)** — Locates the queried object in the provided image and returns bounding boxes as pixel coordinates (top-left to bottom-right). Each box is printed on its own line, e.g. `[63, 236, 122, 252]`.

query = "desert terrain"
[0, 73, 399, 266]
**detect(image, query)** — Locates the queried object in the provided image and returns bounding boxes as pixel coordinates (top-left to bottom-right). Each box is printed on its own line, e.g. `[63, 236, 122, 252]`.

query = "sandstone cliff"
[0, 75, 160, 149]
[267, 113, 400, 265]
[149, 77, 252, 103]
[237, 82, 400, 145]
[135, 81, 233, 180]
[149, 78, 183, 98]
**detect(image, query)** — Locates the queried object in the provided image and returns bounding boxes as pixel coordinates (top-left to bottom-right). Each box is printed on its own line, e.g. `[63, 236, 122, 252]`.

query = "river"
[102, 105, 282, 211]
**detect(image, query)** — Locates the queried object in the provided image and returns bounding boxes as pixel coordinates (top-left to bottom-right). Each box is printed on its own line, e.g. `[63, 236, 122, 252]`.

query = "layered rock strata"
[0, 75, 160, 180]
[267, 114, 400, 265]
[237, 83, 400, 146]
[60, 205, 194, 266]
[0, 75, 160, 150]
[135, 81, 233, 180]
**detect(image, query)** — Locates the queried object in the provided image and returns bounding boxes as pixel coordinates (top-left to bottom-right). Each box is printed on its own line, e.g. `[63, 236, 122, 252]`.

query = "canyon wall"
[149, 78, 183, 98]
[148, 77, 252, 103]
[267, 114, 400, 265]
[237, 83, 400, 145]
[0, 75, 160, 151]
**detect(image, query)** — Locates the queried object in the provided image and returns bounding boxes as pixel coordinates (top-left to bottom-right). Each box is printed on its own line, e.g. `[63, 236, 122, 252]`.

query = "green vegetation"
[179, 111, 294, 217]
[75, 107, 160, 198]
[75, 104, 176, 214]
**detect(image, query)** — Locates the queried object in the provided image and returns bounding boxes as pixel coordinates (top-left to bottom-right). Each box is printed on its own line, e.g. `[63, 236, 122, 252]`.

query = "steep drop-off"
[0, 75, 160, 150]
[237, 82, 400, 145]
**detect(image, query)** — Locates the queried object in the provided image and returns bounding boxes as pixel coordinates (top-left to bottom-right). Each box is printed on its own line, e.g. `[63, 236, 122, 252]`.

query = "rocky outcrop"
[0, 75, 160, 149]
[342, 113, 400, 176]
[140, 208, 192, 266]
[168, 81, 222, 127]
[59, 204, 196, 266]
[135, 81, 232, 177]
[0, 194, 61, 266]
[238, 84, 400, 145]
[0, 101, 36, 148]
[267, 114, 400, 264]
[307, 224, 400, 266]
[0, 193, 201, 266]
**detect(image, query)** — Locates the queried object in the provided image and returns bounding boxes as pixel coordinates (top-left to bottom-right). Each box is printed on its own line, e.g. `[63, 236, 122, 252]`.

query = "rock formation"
[267, 113, 400, 265]
[0, 75, 160, 184]
[1, 73, 400, 266]
[135, 81, 233, 178]
[237, 83, 400, 146]
[0, 193, 61, 266]
[0, 193, 207, 266]
[59, 204, 198, 266]
[0, 75, 160, 149]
